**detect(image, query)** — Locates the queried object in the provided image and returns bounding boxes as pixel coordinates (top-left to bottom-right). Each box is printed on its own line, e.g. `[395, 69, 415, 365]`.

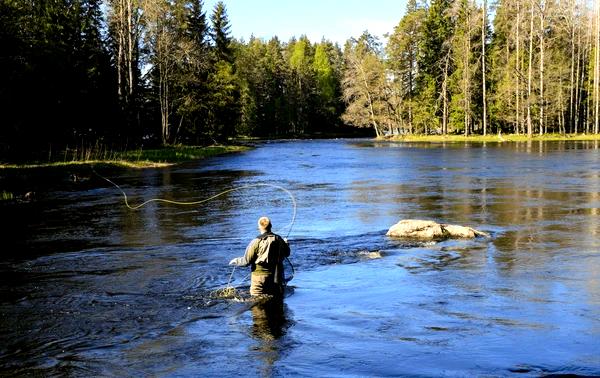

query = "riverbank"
[382, 133, 600, 143]
[0, 145, 251, 202]
[0, 145, 251, 170]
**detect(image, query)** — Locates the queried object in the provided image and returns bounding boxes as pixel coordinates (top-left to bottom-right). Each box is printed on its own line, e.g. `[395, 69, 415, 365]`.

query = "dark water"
[1, 139, 600, 376]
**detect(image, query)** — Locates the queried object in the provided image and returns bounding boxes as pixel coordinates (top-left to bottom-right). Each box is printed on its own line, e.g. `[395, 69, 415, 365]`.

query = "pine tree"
[206, 0, 239, 141]
[448, 0, 480, 135]
[417, 0, 454, 134]
[173, 0, 212, 144]
[387, 0, 425, 134]
[210, 1, 232, 63]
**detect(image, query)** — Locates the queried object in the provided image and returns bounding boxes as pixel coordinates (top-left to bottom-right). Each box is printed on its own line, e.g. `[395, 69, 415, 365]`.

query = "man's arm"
[229, 238, 259, 266]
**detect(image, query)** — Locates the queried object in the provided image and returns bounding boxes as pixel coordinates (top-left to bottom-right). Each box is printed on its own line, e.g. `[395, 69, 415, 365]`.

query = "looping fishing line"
[92, 166, 297, 239]
[91, 166, 297, 295]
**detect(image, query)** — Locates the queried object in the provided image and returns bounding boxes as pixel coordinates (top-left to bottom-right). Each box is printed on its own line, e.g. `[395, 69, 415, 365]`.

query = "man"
[229, 216, 291, 297]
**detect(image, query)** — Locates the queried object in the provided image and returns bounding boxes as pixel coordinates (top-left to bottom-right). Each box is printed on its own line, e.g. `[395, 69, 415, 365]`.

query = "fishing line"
[91, 166, 297, 239]
[91, 166, 297, 294]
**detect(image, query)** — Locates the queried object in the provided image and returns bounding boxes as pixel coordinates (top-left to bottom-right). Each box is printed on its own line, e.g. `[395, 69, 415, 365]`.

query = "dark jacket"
[232, 231, 290, 284]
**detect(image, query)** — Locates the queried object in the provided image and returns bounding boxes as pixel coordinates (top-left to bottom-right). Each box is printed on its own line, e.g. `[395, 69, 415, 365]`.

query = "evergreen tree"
[206, 60, 240, 141]
[210, 1, 233, 63]
[173, 0, 212, 144]
[0, 0, 116, 157]
[417, 0, 454, 134]
[387, 0, 425, 134]
[448, 0, 481, 135]
[206, 0, 239, 141]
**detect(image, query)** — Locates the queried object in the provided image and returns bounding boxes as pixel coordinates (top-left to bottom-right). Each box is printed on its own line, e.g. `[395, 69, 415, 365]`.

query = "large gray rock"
[386, 219, 489, 240]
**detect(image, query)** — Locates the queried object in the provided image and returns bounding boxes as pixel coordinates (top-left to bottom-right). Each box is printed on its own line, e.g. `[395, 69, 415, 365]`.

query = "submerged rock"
[386, 219, 489, 240]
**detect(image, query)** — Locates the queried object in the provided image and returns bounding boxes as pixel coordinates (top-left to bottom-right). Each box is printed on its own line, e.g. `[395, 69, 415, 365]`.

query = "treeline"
[2, 0, 600, 160]
[0, 0, 347, 159]
[354, 0, 600, 137]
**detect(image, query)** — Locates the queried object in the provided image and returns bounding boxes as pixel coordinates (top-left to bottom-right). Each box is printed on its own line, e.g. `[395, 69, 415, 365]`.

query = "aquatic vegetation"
[210, 286, 242, 300]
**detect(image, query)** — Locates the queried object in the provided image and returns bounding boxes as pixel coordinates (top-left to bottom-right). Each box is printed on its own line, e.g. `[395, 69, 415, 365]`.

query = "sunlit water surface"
[1, 139, 600, 376]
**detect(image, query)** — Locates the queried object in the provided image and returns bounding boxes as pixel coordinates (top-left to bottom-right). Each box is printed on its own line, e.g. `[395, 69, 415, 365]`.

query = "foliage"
[1, 0, 599, 161]
[386, 0, 425, 134]
[342, 32, 390, 136]
[0, 145, 250, 169]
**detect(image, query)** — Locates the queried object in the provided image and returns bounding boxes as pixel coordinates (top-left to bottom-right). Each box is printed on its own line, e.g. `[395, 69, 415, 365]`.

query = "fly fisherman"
[229, 216, 290, 297]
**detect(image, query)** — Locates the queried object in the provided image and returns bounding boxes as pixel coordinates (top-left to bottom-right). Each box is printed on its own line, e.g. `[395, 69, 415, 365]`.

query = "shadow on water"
[1, 139, 600, 376]
[246, 296, 295, 377]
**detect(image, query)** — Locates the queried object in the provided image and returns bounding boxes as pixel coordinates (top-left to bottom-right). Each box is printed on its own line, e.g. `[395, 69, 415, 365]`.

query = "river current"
[1, 139, 599, 376]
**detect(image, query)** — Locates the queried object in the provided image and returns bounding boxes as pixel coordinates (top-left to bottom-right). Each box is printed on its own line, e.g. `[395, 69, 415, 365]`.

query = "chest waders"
[255, 232, 286, 286]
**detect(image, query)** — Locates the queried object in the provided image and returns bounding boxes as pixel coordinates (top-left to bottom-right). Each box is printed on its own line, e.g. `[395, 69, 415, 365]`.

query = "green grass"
[119, 145, 250, 164]
[384, 133, 600, 143]
[0, 145, 251, 170]
[0, 191, 14, 201]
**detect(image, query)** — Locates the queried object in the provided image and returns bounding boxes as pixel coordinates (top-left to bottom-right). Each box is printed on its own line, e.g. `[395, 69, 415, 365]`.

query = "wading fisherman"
[229, 216, 290, 297]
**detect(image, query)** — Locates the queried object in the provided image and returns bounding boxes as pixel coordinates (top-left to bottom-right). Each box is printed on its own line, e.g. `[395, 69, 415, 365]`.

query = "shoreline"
[0, 145, 252, 202]
[380, 133, 600, 143]
[0, 145, 251, 170]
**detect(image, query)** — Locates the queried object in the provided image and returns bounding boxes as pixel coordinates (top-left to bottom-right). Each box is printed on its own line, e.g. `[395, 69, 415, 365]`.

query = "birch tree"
[594, 0, 600, 134]
[342, 32, 388, 137]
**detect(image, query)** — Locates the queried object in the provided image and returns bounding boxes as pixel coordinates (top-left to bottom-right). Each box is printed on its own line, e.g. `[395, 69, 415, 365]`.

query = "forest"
[1, 0, 600, 159]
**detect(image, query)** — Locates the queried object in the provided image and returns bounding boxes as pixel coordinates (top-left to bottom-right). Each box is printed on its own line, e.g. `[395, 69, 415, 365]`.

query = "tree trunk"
[575, 18, 582, 134]
[516, 0, 521, 134]
[463, 11, 471, 135]
[527, 0, 534, 137]
[482, 0, 488, 136]
[595, 0, 600, 134]
[539, 1, 545, 136]
[408, 47, 414, 134]
[442, 51, 450, 135]
[127, 0, 134, 97]
[119, 0, 125, 100]
[568, 0, 576, 133]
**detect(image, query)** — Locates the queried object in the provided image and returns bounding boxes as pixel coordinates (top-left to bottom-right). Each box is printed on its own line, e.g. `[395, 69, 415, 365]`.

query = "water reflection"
[251, 298, 288, 340]
[2, 139, 600, 376]
[248, 297, 292, 377]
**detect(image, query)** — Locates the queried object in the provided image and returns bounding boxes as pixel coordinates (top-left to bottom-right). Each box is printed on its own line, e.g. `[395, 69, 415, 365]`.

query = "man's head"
[258, 216, 272, 233]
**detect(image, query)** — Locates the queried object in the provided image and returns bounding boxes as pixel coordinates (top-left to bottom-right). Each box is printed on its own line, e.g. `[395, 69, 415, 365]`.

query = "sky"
[203, 0, 408, 46]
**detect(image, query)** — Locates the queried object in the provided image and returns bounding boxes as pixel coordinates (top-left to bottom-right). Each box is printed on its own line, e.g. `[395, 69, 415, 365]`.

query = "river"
[1, 139, 599, 376]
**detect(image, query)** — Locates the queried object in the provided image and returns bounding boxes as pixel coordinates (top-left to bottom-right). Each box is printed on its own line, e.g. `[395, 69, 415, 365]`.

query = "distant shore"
[381, 133, 600, 143]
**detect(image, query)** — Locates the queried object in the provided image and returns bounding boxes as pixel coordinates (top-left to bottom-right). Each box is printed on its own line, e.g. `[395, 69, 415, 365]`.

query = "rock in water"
[386, 219, 489, 240]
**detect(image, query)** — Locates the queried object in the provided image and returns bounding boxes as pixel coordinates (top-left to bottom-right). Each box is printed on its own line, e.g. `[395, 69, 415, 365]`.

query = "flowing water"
[1, 139, 600, 376]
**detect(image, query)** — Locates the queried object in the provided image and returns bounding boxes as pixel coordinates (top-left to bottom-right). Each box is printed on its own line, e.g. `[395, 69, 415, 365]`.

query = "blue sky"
[203, 0, 408, 45]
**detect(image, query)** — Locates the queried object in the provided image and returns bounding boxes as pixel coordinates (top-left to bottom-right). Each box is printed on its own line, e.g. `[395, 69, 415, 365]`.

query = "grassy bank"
[0, 144, 252, 202]
[383, 133, 600, 143]
[0, 145, 251, 170]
